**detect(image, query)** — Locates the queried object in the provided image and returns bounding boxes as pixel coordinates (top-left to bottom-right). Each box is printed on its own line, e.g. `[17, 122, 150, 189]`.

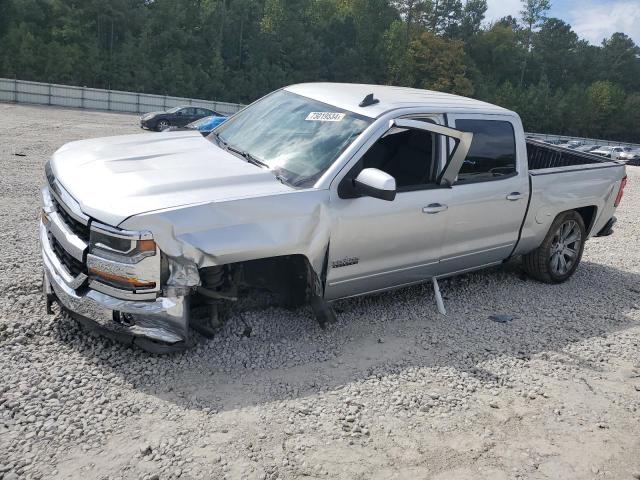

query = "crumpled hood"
[50, 130, 291, 226]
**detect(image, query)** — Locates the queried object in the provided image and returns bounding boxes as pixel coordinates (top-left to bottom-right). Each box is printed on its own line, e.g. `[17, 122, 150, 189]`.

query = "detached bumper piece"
[596, 216, 616, 237]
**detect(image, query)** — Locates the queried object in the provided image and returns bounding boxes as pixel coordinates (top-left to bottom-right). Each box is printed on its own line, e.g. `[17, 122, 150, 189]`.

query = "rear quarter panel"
[514, 164, 626, 255]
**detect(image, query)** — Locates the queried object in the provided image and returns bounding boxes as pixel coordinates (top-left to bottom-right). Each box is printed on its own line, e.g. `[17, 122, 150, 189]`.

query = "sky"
[485, 0, 640, 45]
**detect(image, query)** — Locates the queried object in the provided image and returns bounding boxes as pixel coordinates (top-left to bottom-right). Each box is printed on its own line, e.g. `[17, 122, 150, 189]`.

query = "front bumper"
[40, 192, 189, 347]
[140, 116, 155, 129]
[42, 222, 188, 346]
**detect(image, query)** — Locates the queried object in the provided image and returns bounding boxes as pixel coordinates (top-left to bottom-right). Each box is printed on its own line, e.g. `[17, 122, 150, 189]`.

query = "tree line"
[0, 0, 638, 142]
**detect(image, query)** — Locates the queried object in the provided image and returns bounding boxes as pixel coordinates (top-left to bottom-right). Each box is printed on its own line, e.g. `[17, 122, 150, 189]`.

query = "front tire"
[155, 119, 170, 131]
[522, 211, 586, 283]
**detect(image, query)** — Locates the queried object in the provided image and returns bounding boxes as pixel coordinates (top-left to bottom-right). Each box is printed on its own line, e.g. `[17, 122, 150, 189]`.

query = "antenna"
[359, 93, 379, 107]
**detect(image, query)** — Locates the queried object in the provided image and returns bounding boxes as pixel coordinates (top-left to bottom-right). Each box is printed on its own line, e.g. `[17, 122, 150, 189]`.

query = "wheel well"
[199, 254, 318, 309]
[574, 206, 597, 235]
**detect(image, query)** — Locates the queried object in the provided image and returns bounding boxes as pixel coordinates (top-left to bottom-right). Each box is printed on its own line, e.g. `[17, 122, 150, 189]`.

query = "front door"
[324, 117, 472, 300]
[178, 107, 197, 126]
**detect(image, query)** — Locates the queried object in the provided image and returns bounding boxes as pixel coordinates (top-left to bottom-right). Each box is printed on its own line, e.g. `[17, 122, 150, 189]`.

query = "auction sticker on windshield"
[306, 112, 346, 122]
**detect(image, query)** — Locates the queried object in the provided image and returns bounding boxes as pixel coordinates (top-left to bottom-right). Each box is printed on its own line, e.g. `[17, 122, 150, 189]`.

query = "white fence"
[0, 77, 244, 115]
[1, 77, 638, 148]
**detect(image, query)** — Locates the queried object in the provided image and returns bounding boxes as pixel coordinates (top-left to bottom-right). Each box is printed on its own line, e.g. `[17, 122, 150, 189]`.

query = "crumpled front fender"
[119, 189, 332, 286]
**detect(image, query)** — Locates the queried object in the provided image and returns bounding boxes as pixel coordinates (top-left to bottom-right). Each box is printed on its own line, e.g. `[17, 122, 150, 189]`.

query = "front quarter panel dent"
[119, 190, 332, 283]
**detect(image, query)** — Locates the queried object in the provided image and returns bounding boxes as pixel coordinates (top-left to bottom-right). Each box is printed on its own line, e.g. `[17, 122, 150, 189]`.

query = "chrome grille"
[48, 232, 85, 277]
[50, 195, 90, 242]
[42, 167, 160, 300]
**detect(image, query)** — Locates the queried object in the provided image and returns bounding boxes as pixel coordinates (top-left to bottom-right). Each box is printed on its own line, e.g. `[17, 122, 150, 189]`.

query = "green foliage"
[406, 31, 473, 95]
[0, 0, 638, 141]
[533, 18, 578, 89]
[520, 0, 551, 30]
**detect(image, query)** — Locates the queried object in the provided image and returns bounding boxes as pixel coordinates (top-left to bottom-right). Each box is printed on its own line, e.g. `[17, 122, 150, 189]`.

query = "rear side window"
[454, 120, 517, 183]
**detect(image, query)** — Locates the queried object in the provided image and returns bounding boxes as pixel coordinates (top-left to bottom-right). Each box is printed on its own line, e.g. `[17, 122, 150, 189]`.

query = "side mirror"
[176, 111, 183, 116]
[354, 168, 396, 201]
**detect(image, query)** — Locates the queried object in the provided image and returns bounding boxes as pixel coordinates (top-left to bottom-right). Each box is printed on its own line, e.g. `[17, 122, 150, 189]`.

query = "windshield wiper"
[227, 145, 269, 168]
[213, 134, 267, 168]
[210, 131, 227, 148]
[275, 174, 292, 186]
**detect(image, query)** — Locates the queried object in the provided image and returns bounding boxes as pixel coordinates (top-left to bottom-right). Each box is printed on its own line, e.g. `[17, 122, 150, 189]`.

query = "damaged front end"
[41, 181, 202, 353]
[41, 163, 336, 353]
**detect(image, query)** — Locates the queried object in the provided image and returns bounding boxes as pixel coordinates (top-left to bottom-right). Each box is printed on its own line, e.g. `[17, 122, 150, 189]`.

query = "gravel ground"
[0, 102, 639, 480]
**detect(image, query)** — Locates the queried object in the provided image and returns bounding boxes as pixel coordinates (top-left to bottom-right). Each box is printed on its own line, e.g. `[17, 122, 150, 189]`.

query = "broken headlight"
[88, 223, 160, 293]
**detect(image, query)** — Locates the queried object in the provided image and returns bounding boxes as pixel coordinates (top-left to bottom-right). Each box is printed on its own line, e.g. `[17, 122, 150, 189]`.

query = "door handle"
[506, 192, 524, 201]
[422, 203, 448, 214]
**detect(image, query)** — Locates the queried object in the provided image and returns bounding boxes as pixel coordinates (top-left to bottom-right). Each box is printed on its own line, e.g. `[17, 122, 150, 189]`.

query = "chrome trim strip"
[435, 261, 503, 280]
[439, 243, 513, 263]
[41, 186, 55, 213]
[328, 259, 439, 286]
[48, 215, 88, 262]
[40, 221, 87, 289]
[89, 280, 158, 301]
[335, 276, 436, 300]
[46, 179, 90, 226]
[91, 221, 154, 241]
[42, 187, 88, 262]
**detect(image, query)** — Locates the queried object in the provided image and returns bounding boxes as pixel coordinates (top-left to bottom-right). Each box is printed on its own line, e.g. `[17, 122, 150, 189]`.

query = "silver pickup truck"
[40, 83, 628, 352]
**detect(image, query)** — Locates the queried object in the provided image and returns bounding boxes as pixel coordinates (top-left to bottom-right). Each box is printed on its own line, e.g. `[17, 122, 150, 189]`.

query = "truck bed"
[526, 139, 609, 170]
[515, 139, 626, 257]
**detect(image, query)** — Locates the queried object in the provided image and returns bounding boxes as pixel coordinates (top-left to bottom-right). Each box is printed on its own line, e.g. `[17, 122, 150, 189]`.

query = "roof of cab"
[284, 82, 513, 118]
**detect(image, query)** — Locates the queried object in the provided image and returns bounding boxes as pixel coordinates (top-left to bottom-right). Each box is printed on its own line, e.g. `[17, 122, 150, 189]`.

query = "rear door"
[437, 114, 530, 275]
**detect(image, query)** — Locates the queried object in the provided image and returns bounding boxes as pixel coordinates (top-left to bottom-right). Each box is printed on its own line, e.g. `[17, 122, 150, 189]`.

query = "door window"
[359, 128, 437, 190]
[454, 120, 517, 184]
[342, 120, 442, 194]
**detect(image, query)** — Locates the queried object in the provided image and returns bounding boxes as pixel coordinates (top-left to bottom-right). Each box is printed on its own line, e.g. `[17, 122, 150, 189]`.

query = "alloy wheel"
[549, 219, 582, 276]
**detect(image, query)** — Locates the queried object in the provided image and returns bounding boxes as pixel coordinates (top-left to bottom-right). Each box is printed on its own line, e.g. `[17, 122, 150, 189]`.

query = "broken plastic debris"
[166, 257, 201, 288]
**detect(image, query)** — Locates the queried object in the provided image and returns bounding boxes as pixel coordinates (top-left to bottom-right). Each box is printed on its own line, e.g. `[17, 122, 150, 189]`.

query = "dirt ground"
[0, 102, 639, 480]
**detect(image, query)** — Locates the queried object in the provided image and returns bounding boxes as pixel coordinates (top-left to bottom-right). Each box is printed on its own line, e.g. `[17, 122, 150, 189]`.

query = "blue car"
[161, 114, 228, 135]
[187, 115, 228, 134]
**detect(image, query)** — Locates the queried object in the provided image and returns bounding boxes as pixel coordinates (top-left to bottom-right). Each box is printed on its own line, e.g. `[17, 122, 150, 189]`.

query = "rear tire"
[522, 210, 586, 284]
